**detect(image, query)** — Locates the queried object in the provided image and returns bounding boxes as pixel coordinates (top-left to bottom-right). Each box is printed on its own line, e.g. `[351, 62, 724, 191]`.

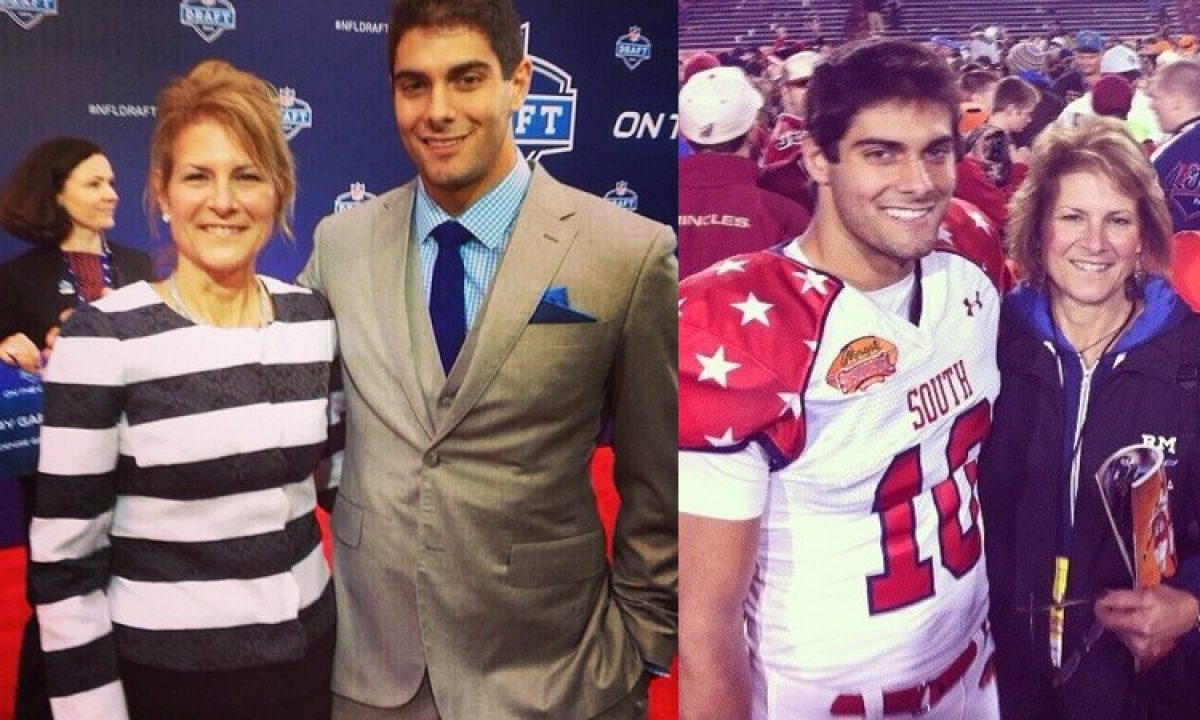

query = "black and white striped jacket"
[29, 278, 337, 719]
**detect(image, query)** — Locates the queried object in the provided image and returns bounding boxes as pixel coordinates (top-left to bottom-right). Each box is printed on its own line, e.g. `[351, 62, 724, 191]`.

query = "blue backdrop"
[0, 0, 678, 545]
[0, 0, 677, 270]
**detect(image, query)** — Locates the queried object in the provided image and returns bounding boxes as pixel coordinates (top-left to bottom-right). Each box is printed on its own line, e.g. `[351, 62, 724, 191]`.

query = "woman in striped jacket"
[29, 60, 337, 720]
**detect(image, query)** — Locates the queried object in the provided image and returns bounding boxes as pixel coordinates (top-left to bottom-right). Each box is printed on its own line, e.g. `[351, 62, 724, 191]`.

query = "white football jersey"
[679, 242, 1001, 700]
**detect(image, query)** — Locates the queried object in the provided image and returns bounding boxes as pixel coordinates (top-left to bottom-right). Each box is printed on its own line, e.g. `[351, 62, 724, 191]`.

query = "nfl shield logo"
[180, 0, 236, 43]
[614, 26, 652, 70]
[334, 182, 377, 213]
[1, 0, 57, 30]
[603, 181, 639, 212]
[277, 87, 314, 141]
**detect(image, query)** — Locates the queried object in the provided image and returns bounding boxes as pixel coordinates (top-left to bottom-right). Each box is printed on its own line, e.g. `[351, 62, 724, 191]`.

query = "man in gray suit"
[299, 1, 678, 718]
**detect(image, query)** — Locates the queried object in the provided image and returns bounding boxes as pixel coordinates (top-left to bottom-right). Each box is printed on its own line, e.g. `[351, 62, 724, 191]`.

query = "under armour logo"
[963, 291, 983, 316]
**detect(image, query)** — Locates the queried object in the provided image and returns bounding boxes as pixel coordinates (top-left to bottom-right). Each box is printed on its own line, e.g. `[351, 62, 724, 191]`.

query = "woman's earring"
[1127, 251, 1147, 300]
[161, 212, 171, 224]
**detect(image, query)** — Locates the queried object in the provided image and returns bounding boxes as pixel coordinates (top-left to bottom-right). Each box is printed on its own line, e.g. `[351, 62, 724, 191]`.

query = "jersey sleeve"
[937, 197, 1012, 293]
[679, 445, 772, 520]
[678, 252, 839, 470]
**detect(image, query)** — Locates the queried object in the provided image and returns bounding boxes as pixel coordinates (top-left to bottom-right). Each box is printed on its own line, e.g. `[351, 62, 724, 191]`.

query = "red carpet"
[589, 448, 679, 720]
[0, 450, 676, 720]
[0, 545, 26, 720]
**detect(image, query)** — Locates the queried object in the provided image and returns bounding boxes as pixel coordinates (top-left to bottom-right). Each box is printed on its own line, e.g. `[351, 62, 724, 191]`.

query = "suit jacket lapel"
[435, 166, 577, 440]
[370, 185, 437, 439]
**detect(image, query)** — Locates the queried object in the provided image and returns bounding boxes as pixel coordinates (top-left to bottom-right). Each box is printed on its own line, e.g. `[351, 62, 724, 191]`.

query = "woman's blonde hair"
[1006, 117, 1172, 288]
[146, 59, 296, 240]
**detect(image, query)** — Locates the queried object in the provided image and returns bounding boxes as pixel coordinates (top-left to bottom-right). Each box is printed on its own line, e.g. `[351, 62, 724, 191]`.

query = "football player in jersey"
[679, 38, 1002, 719]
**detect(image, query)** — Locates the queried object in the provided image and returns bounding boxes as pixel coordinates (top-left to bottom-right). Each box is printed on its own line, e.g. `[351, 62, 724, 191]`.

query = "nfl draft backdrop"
[0, 0, 678, 544]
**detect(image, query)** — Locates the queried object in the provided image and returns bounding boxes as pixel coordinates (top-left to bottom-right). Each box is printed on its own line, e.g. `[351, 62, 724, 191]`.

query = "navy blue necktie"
[429, 220, 472, 373]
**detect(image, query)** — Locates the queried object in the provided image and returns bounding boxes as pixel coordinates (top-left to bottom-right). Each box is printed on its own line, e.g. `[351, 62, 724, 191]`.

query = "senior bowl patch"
[826, 336, 898, 394]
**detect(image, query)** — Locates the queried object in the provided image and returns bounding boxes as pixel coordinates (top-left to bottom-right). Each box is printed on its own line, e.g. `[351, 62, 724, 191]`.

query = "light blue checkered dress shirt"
[413, 158, 532, 329]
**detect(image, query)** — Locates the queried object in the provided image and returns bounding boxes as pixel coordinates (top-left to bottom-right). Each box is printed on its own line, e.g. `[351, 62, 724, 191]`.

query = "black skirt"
[121, 627, 334, 720]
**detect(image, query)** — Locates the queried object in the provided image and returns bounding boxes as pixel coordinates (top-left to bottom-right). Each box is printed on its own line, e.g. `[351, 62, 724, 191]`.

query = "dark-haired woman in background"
[0, 137, 153, 720]
[0, 137, 153, 372]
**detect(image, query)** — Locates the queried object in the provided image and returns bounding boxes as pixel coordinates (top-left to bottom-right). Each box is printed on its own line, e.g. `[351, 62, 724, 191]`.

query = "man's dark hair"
[0, 136, 104, 248]
[804, 38, 960, 162]
[991, 76, 1039, 113]
[388, 0, 524, 78]
[959, 69, 999, 98]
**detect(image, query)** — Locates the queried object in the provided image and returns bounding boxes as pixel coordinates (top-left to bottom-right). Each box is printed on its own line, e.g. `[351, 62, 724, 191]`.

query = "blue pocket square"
[542, 286, 569, 307]
[530, 286, 595, 324]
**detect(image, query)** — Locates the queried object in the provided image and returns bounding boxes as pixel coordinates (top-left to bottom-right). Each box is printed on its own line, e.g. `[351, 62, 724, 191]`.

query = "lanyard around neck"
[60, 236, 115, 307]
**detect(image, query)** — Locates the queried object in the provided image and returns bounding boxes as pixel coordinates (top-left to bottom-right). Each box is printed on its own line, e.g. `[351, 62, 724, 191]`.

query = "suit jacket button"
[424, 451, 440, 468]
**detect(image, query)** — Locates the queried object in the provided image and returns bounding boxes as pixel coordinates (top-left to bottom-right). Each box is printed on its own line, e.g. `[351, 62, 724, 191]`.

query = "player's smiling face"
[391, 24, 531, 214]
[808, 99, 956, 285]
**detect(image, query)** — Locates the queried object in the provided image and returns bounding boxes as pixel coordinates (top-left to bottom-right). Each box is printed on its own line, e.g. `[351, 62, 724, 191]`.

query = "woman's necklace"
[1070, 300, 1137, 363]
[166, 275, 273, 328]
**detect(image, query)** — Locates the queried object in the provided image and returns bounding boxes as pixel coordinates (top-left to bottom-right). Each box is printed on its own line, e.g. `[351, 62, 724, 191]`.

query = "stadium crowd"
[678, 15, 1200, 720]
[678, 25, 1200, 291]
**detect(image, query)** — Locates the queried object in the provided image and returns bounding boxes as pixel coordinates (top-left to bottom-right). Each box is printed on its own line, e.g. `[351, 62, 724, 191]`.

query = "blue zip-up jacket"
[981, 276, 1200, 720]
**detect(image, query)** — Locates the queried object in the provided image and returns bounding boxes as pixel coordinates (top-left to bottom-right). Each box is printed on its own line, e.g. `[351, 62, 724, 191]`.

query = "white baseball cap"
[782, 51, 821, 83]
[679, 66, 764, 145]
[1101, 44, 1140, 74]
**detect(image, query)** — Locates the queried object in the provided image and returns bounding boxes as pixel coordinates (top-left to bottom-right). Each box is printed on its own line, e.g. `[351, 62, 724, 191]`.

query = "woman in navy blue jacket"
[981, 118, 1200, 719]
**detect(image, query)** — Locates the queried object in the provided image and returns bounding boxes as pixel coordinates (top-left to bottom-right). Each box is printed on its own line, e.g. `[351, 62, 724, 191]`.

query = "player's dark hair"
[805, 39, 960, 162]
[0, 137, 104, 248]
[388, 0, 524, 79]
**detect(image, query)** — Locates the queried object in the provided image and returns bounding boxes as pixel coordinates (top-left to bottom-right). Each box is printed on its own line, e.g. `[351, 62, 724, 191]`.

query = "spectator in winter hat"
[1006, 40, 1047, 77]
[1092, 75, 1134, 118]
[1006, 40, 1067, 149]
[1090, 75, 1158, 158]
